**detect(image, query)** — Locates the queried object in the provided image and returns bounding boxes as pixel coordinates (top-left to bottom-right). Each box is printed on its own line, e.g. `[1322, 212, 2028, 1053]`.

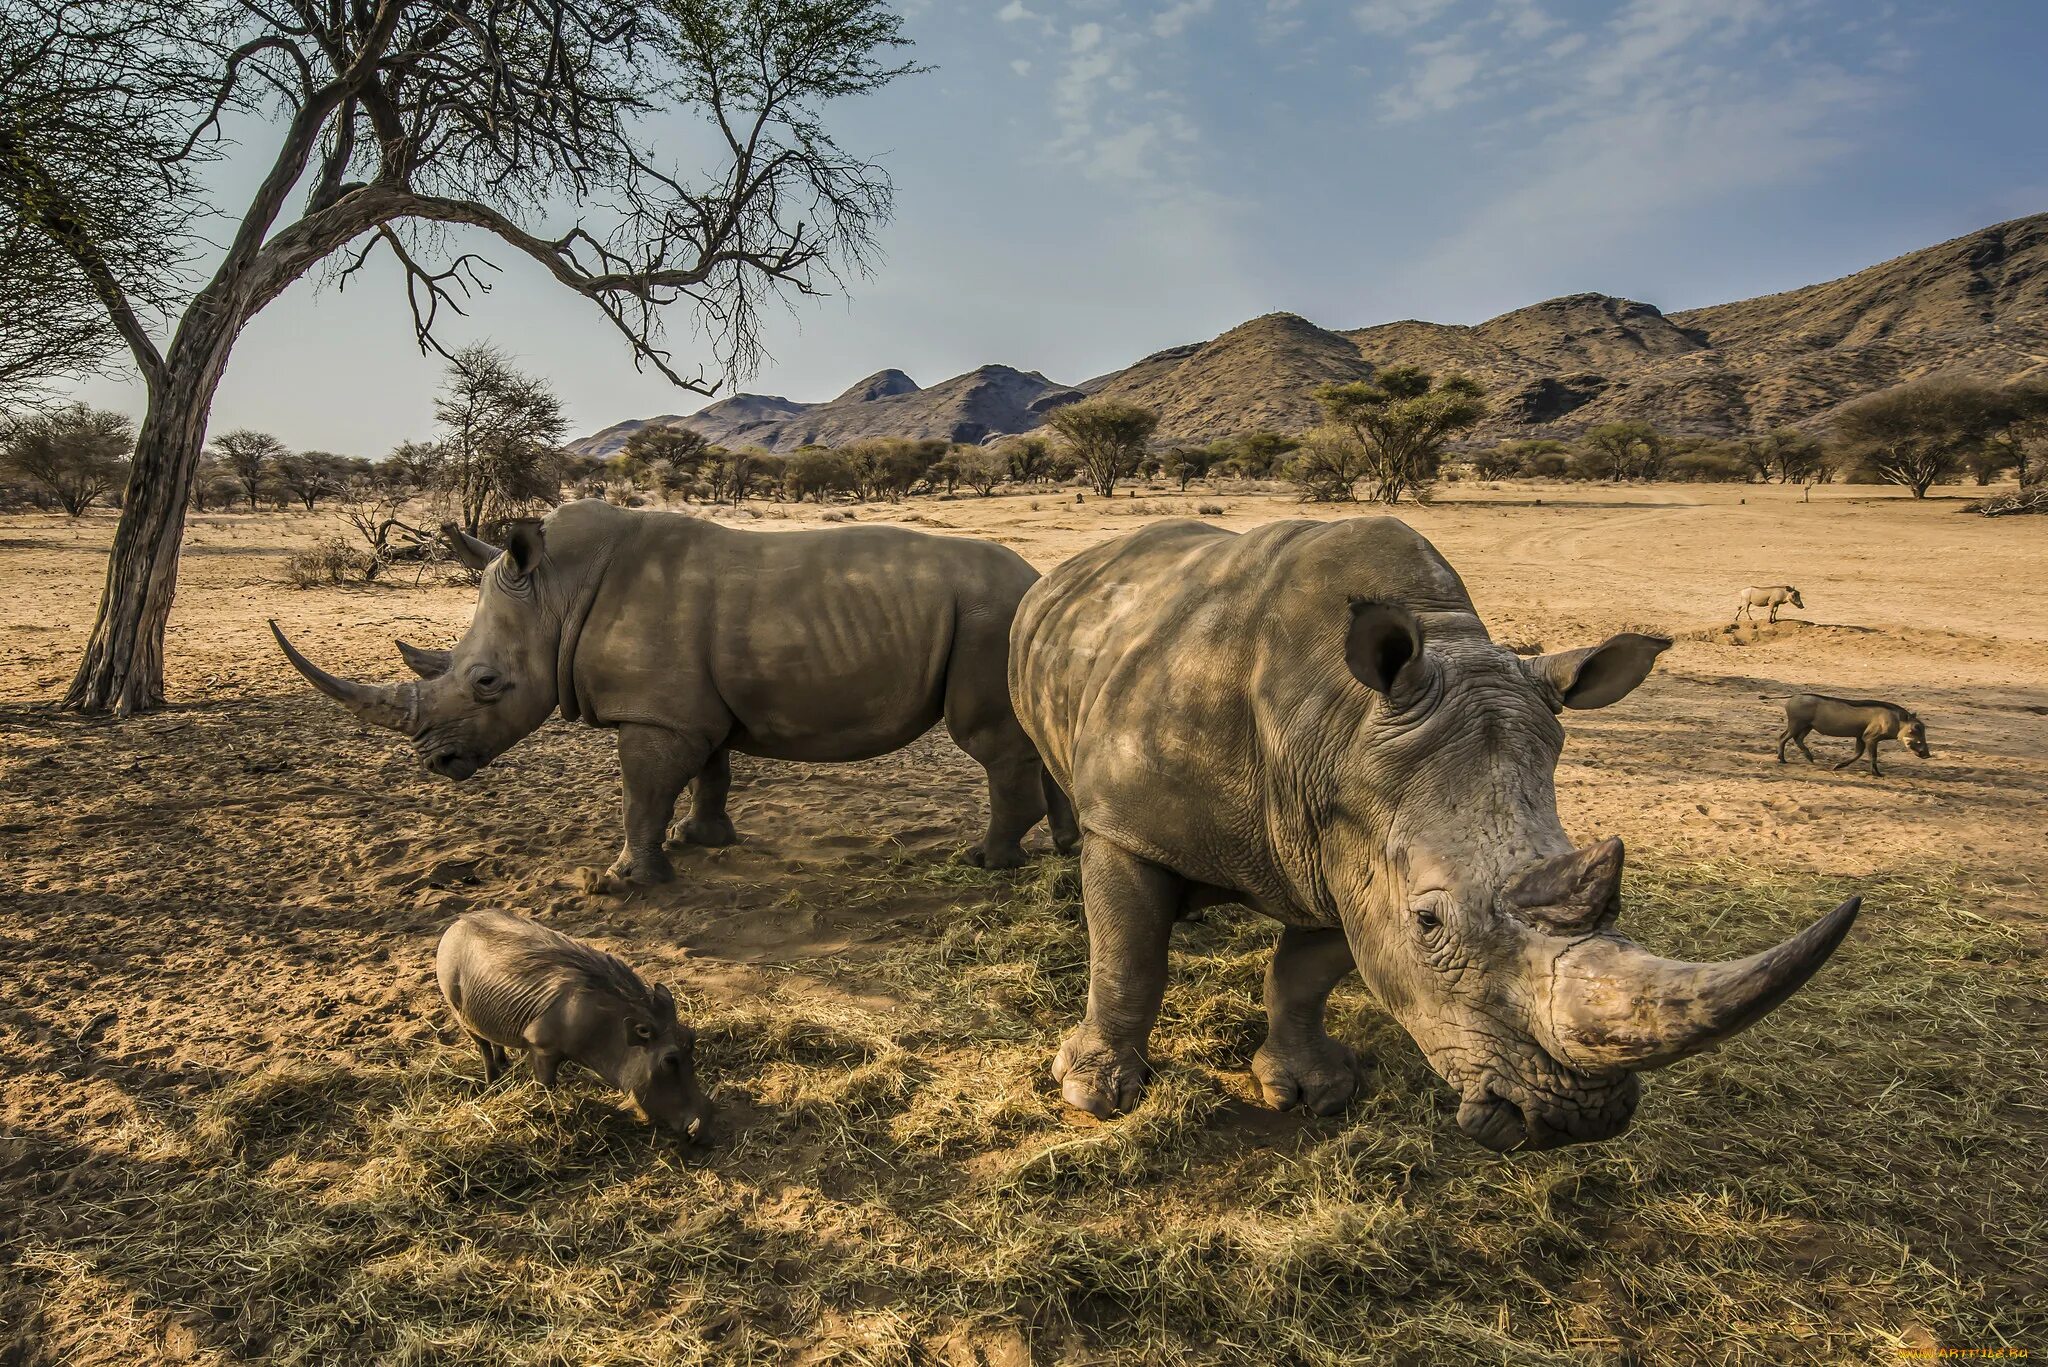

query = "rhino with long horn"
[1009, 518, 1861, 1150]
[275, 500, 1076, 882]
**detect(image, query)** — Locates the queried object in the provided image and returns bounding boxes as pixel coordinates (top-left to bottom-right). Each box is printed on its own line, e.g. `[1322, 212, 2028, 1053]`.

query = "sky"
[67, 0, 2048, 455]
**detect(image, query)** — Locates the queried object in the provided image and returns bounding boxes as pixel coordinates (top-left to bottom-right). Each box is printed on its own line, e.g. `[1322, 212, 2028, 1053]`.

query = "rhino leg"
[943, 667, 1047, 868]
[1250, 927, 1361, 1115]
[962, 756, 1045, 869]
[1053, 838, 1181, 1116]
[681, 748, 739, 847]
[607, 724, 718, 885]
[1042, 768, 1081, 856]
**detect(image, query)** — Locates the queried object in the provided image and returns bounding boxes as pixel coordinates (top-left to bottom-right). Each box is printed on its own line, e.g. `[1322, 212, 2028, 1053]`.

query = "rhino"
[272, 499, 1077, 883]
[1009, 518, 1861, 1151]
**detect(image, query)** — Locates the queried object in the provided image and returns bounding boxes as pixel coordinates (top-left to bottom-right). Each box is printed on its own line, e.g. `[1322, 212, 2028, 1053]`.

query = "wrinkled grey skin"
[1777, 693, 1931, 776]
[273, 499, 1077, 882]
[436, 910, 711, 1141]
[1010, 518, 1861, 1152]
[1734, 585, 1804, 624]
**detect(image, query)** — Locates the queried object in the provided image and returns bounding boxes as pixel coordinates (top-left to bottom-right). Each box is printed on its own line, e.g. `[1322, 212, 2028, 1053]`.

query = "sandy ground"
[2, 480, 2044, 1360]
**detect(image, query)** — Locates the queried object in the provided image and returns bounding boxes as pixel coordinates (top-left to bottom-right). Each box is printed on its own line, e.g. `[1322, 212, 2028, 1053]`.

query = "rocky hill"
[571, 213, 2048, 453]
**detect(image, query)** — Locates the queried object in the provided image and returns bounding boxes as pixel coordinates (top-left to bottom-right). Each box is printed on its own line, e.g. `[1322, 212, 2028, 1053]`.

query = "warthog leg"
[1833, 737, 1866, 772]
[469, 1033, 507, 1084]
[1053, 839, 1181, 1116]
[682, 747, 738, 847]
[1252, 926, 1362, 1115]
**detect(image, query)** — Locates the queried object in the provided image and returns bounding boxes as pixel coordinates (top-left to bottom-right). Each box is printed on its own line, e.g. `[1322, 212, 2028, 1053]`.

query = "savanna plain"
[2, 482, 2044, 1365]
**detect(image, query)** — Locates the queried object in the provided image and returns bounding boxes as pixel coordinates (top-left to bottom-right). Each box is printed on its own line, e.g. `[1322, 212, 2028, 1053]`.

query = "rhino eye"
[1414, 906, 1443, 932]
[470, 669, 505, 701]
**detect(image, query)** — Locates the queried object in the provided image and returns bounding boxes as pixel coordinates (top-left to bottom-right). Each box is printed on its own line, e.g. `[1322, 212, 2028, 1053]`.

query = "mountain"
[570, 213, 2048, 453]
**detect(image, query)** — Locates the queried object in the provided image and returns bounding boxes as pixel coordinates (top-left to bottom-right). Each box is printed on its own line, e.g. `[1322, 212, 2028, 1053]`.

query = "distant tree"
[785, 446, 856, 502]
[1666, 443, 1749, 482]
[2, 403, 133, 514]
[1046, 398, 1159, 498]
[1315, 367, 1484, 504]
[927, 447, 962, 495]
[1469, 442, 1529, 481]
[1159, 444, 1214, 491]
[1732, 428, 1823, 483]
[739, 450, 785, 500]
[274, 451, 356, 511]
[1830, 378, 2010, 498]
[210, 430, 288, 511]
[957, 445, 1009, 496]
[1286, 425, 1372, 502]
[433, 346, 567, 532]
[843, 437, 930, 501]
[1209, 431, 1299, 479]
[1985, 377, 2048, 489]
[1000, 435, 1054, 485]
[1574, 421, 1668, 482]
[621, 425, 711, 490]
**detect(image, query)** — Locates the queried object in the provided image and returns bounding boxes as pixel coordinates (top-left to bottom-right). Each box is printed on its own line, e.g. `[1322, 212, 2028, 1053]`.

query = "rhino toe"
[1251, 1038, 1361, 1116]
[1052, 1030, 1149, 1116]
[681, 816, 738, 847]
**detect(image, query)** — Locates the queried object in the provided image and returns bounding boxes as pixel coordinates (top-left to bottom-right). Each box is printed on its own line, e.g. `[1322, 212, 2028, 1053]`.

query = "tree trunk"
[63, 325, 234, 716]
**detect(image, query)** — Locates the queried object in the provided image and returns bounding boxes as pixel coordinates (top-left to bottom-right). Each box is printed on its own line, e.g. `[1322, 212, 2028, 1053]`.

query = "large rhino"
[1009, 518, 1860, 1150]
[273, 499, 1077, 882]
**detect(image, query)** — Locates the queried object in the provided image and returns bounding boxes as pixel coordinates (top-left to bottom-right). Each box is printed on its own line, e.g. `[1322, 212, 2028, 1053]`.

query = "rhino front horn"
[270, 620, 420, 736]
[1544, 895, 1862, 1072]
[441, 523, 501, 571]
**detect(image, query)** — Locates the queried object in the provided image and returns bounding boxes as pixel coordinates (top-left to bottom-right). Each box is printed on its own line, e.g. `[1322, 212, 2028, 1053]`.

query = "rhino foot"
[606, 847, 675, 886]
[1052, 1028, 1150, 1117]
[1251, 1037, 1361, 1116]
[960, 842, 1031, 871]
[681, 816, 738, 847]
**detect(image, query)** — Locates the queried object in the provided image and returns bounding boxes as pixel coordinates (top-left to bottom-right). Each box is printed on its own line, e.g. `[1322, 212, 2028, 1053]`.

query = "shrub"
[282, 538, 366, 588]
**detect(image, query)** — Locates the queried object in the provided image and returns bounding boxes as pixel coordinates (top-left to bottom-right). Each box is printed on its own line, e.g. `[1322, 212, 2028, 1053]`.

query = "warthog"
[437, 910, 711, 1141]
[1010, 518, 1861, 1151]
[1776, 693, 1931, 776]
[1734, 584, 1804, 624]
[273, 499, 1077, 882]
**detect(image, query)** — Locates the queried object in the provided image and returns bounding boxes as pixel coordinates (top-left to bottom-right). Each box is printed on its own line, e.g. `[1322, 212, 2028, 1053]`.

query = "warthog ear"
[650, 982, 678, 1021]
[1344, 597, 1424, 697]
[1525, 633, 1670, 709]
[504, 520, 546, 579]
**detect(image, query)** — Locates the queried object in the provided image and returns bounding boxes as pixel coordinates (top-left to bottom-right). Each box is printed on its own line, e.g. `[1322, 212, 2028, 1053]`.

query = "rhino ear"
[1344, 597, 1424, 697]
[504, 520, 545, 579]
[1525, 633, 1670, 710]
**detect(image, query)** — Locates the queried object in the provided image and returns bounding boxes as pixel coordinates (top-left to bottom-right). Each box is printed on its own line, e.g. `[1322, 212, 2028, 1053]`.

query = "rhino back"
[1013, 518, 1478, 906]
[572, 516, 1036, 760]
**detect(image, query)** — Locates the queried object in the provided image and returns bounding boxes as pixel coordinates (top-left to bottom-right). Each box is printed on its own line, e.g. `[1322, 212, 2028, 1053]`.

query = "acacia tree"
[210, 429, 289, 510]
[1316, 366, 1484, 504]
[1830, 378, 2009, 498]
[1046, 398, 1158, 498]
[1574, 420, 1668, 482]
[434, 345, 567, 533]
[1, 404, 134, 514]
[1, 0, 916, 715]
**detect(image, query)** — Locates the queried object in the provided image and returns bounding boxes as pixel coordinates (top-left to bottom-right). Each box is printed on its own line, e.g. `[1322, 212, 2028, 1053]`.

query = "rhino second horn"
[1544, 895, 1862, 1072]
[270, 620, 420, 735]
[1503, 837, 1623, 931]
[396, 639, 452, 679]
[441, 522, 501, 571]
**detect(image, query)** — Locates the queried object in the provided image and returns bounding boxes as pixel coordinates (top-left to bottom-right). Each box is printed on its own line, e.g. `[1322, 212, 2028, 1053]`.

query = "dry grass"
[4, 855, 2042, 1364]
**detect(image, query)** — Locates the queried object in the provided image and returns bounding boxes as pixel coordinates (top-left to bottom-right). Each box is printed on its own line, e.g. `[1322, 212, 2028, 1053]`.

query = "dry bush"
[1196, 502, 1226, 516]
[1965, 488, 2048, 516]
[280, 538, 367, 588]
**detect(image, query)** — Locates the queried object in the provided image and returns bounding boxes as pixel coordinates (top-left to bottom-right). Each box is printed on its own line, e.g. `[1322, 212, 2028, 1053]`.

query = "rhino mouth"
[427, 750, 481, 781]
[1456, 1071, 1641, 1152]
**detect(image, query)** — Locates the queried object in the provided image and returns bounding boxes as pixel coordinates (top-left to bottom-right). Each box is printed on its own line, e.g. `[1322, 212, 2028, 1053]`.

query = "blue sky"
[71, 0, 2048, 453]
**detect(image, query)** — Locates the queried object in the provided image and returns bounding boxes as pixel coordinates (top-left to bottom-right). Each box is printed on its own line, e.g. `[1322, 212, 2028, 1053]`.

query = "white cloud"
[1152, 0, 1214, 39]
[1070, 21, 1104, 52]
[1353, 0, 1455, 37]
[1011, 58, 1034, 77]
[997, 1, 1038, 22]
[1379, 46, 1483, 120]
